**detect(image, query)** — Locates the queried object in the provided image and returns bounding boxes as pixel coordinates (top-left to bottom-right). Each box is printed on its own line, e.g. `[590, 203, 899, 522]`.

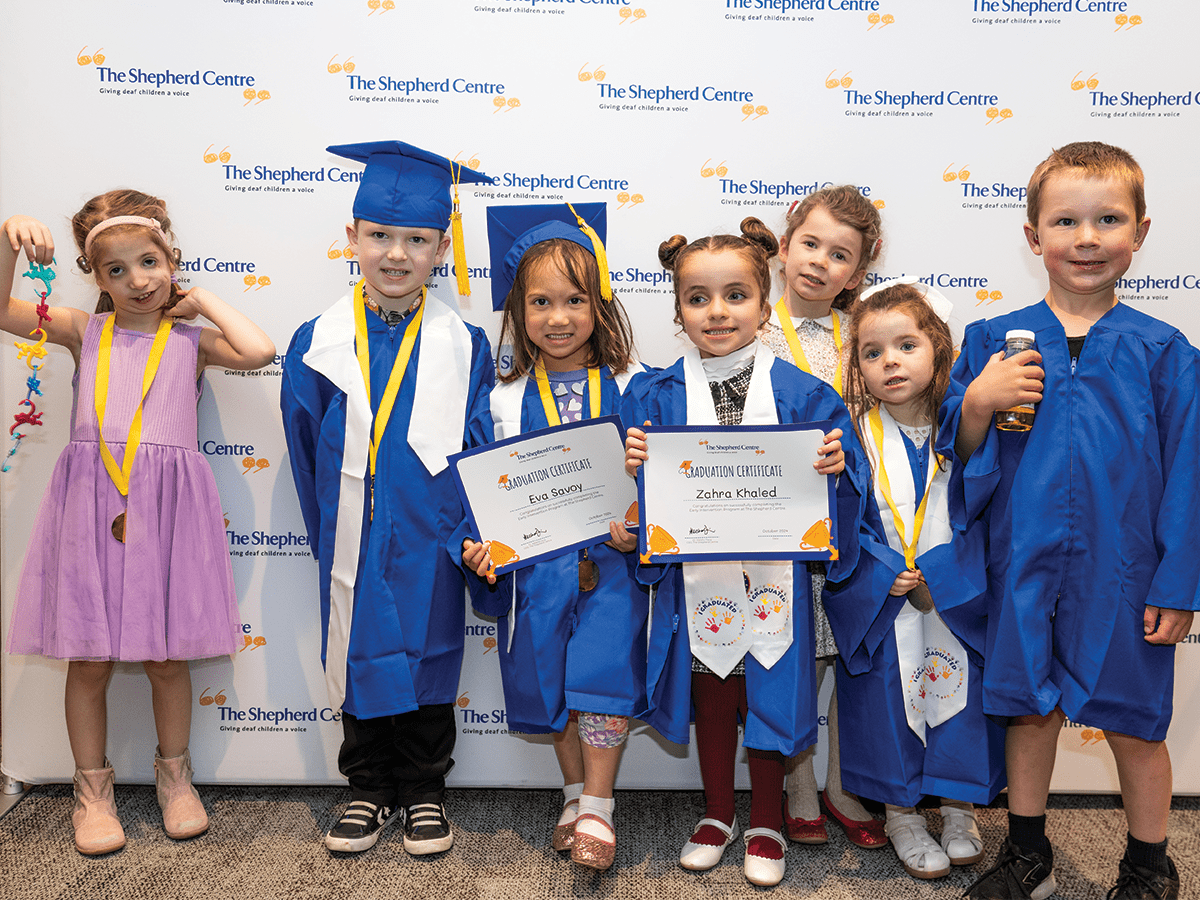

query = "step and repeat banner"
[2, 1, 1198, 792]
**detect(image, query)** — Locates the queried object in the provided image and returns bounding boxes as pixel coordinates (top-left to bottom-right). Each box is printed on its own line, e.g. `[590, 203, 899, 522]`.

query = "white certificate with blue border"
[449, 416, 638, 575]
[637, 423, 837, 563]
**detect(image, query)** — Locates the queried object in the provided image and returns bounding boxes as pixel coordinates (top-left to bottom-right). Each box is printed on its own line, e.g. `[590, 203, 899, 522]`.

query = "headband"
[859, 275, 952, 324]
[83, 216, 168, 257]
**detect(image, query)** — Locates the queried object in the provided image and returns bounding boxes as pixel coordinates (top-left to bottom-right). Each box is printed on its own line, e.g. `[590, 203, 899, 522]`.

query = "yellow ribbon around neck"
[353, 279, 425, 519]
[534, 359, 601, 427]
[94, 315, 173, 498]
[868, 405, 941, 570]
[774, 298, 842, 396]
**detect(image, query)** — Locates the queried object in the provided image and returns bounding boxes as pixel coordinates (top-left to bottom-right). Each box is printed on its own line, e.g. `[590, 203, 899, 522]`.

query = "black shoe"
[1107, 856, 1180, 899]
[403, 801, 454, 855]
[324, 800, 397, 852]
[964, 838, 1056, 899]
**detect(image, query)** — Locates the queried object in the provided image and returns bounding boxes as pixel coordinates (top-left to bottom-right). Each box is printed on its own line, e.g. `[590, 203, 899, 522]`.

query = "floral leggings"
[569, 710, 629, 749]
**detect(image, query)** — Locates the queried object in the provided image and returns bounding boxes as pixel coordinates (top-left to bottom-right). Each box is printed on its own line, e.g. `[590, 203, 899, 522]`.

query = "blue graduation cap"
[486, 202, 611, 311]
[327, 140, 490, 228]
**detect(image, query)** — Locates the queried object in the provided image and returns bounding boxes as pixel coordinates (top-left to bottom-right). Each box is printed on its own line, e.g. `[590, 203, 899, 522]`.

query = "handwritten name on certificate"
[449, 416, 638, 575]
[637, 423, 837, 564]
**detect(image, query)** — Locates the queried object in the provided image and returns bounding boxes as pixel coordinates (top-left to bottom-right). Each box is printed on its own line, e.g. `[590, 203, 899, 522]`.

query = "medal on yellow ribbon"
[533, 358, 602, 592]
[94, 316, 173, 543]
[773, 299, 843, 396]
[354, 279, 424, 521]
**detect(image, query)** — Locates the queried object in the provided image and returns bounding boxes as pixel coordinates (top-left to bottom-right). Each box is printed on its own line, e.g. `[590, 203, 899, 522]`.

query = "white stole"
[682, 342, 793, 677]
[301, 291, 473, 710]
[862, 405, 968, 744]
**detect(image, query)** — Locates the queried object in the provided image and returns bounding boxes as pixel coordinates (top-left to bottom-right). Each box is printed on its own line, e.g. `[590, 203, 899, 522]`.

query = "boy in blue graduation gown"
[280, 141, 493, 856]
[941, 142, 1198, 900]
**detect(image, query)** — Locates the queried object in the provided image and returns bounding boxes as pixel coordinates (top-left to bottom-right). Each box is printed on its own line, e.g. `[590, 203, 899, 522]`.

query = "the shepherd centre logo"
[970, 1, 1144, 27]
[865, 270, 995, 295]
[337, 60, 517, 110]
[723, 1, 899, 28]
[467, 623, 498, 655]
[1117, 274, 1200, 303]
[457, 693, 511, 735]
[224, 513, 310, 559]
[831, 69, 1011, 122]
[176, 252, 269, 292]
[709, 165, 878, 209]
[83, 47, 268, 103]
[942, 164, 1028, 211]
[207, 150, 361, 195]
[201, 439, 271, 475]
[1073, 73, 1191, 119]
[587, 64, 758, 116]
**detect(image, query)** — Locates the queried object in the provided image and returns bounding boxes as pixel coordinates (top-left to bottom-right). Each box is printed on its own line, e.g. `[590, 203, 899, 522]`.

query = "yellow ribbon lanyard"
[95, 315, 173, 499]
[868, 405, 941, 570]
[353, 279, 425, 519]
[774, 298, 842, 396]
[533, 359, 601, 427]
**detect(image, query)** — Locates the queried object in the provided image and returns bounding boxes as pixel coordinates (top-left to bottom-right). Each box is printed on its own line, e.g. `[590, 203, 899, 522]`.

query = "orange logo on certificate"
[486, 539, 520, 576]
[800, 517, 837, 560]
[624, 500, 639, 529]
[640, 523, 680, 564]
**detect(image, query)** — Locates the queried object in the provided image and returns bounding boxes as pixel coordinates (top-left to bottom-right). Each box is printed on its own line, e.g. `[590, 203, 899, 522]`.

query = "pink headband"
[83, 216, 168, 257]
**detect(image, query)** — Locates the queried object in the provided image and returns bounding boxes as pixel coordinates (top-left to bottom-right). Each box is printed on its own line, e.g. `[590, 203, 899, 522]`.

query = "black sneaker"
[324, 800, 397, 852]
[403, 801, 454, 855]
[964, 838, 1056, 899]
[1107, 856, 1180, 899]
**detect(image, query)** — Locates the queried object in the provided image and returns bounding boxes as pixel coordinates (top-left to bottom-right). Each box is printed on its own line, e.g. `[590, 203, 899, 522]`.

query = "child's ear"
[845, 269, 866, 292]
[1023, 222, 1042, 256]
[435, 232, 452, 265]
[344, 222, 359, 250]
[1134, 216, 1151, 251]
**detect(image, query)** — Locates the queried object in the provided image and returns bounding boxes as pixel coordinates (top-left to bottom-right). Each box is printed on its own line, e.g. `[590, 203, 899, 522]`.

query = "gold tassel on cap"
[451, 161, 471, 297]
[567, 201, 612, 301]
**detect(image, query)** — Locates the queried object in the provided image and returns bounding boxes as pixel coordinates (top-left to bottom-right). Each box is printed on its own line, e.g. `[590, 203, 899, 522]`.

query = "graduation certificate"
[449, 416, 638, 575]
[637, 423, 837, 563]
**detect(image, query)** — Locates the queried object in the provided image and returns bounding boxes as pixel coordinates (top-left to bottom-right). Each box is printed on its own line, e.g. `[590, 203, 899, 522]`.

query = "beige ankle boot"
[154, 747, 209, 839]
[72, 761, 126, 855]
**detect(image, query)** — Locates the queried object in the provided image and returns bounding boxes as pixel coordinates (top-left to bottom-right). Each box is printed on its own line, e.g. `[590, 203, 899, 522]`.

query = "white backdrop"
[2, 0, 1198, 792]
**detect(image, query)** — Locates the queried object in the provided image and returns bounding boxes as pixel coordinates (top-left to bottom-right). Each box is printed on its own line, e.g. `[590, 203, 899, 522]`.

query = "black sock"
[1126, 833, 1169, 875]
[1008, 812, 1051, 856]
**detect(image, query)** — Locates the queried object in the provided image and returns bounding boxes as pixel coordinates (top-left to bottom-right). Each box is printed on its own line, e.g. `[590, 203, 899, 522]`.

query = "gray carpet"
[0, 786, 1195, 899]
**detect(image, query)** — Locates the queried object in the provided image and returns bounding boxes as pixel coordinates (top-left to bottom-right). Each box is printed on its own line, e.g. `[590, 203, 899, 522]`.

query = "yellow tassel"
[451, 210, 470, 297]
[567, 202, 612, 301]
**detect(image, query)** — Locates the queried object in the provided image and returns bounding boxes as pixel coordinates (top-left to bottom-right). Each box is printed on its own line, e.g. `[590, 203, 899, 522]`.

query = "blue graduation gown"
[280, 300, 494, 719]
[825, 424, 1005, 807]
[937, 300, 1200, 741]
[453, 367, 651, 734]
[619, 354, 868, 757]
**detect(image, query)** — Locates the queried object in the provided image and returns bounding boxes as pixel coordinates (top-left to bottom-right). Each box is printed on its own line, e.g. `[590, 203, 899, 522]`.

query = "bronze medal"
[111, 512, 126, 543]
[906, 580, 934, 613]
[578, 551, 599, 592]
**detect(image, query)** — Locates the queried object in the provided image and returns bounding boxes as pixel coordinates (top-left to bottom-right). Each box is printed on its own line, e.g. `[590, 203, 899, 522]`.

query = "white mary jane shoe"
[680, 817, 739, 871]
[939, 804, 985, 866]
[885, 811, 950, 879]
[743, 827, 787, 887]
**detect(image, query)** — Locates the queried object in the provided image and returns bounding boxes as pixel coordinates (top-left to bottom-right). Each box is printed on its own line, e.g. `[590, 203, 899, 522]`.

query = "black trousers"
[338, 703, 456, 809]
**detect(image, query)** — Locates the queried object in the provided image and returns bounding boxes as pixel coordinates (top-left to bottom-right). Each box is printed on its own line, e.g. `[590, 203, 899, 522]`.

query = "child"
[943, 142, 1197, 900]
[280, 141, 493, 857]
[622, 217, 865, 886]
[760, 185, 888, 850]
[824, 278, 1005, 880]
[2, 191, 276, 855]
[458, 202, 649, 872]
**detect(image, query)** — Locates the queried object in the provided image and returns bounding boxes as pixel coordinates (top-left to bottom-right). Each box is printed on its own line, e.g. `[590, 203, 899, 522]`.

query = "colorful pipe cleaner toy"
[4, 260, 56, 472]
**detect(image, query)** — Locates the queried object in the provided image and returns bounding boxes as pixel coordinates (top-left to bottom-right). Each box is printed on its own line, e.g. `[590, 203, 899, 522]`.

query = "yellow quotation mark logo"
[328, 240, 356, 261]
[242, 274, 272, 292]
[618, 7, 647, 23]
[578, 63, 607, 82]
[943, 162, 971, 182]
[1114, 13, 1142, 31]
[741, 103, 769, 121]
[866, 12, 895, 29]
[700, 159, 729, 178]
[1071, 71, 1100, 91]
[199, 687, 228, 706]
[482, 636, 497, 655]
[872, 199, 885, 209]
[616, 192, 644, 209]
[1079, 728, 1107, 746]
[203, 145, 233, 164]
[327, 55, 356, 74]
[241, 456, 271, 474]
[457, 692, 470, 708]
[367, 0, 396, 14]
[454, 151, 483, 170]
[985, 106, 1013, 124]
[243, 88, 271, 106]
[825, 70, 853, 89]
[76, 46, 106, 66]
[239, 634, 267, 651]
[975, 289, 1004, 307]
[493, 96, 521, 113]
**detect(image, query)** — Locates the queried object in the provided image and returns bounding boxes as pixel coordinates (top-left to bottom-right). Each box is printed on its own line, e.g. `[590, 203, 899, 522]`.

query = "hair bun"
[739, 217, 779, 259]
[658, 234, 688, 271]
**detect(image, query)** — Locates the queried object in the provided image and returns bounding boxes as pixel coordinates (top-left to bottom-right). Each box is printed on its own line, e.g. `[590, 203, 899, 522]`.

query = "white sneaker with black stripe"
[403, 802, 454, 855]
[324, 800, 397, 852]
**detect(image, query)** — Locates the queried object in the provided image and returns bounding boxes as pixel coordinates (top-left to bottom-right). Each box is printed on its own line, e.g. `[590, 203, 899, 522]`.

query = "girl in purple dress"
[1, 191, 275, 856]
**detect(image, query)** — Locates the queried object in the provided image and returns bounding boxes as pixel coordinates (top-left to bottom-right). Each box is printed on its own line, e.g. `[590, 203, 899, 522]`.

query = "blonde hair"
[1026, 141, 1145, 227]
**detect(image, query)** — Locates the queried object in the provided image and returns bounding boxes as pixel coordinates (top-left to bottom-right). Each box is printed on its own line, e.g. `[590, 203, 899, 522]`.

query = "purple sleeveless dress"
[7, 315, 241, 661]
